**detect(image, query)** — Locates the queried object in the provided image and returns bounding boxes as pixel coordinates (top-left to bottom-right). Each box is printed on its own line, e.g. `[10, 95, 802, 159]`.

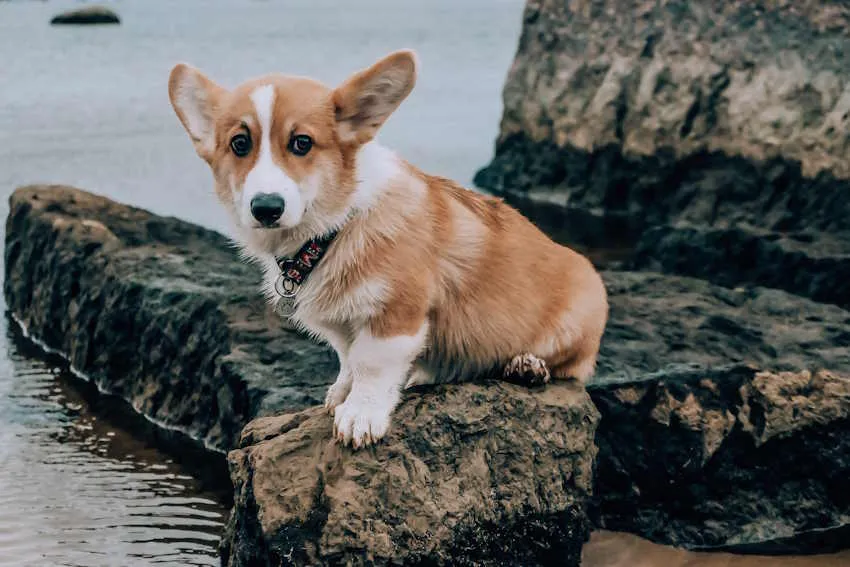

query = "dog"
[168, 49, 608, 449]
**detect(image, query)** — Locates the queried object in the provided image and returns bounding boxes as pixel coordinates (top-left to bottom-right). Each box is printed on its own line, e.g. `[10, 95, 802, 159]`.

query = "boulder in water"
[50, 6, 120, 26]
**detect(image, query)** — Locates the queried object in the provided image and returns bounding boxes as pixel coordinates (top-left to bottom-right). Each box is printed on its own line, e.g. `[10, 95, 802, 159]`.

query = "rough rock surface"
[595, 271, 850, 381]
[591, 365, 850, 552]
[632, 223, 850, 310]
[473, 0, 850, 304]
[50, 6, 120, 25]
[471, 3, 850, 549]
[222, 382, 599, 567]
[5, 186, 337, 451]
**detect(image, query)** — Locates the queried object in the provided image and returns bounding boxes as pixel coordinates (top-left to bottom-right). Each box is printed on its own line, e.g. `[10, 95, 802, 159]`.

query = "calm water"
[0, 323, 228, 566]
[1, 1, 848, 566]
[0, 0, 525, 230]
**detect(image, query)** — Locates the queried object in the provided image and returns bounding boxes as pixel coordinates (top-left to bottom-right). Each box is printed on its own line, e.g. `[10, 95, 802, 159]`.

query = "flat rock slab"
[7, 186, 850, 558]
[597, 270, 850, 381]
[5, 185, 337, 451]
[222, 382, 599, 567]
[632, 223, 850, 310]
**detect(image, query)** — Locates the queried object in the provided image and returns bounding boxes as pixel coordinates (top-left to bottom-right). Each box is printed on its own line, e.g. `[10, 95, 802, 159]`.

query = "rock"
[4, 186, 337, 451]
[596, 271, 850, 381]
[475, 0, 850, 226]
[590, 365, 850, 552]
[50, 6, 120, 25]
[7, 186, 850, 559]
[222, 382, 599, 567]
[470, 3, 850, 549]
[631, 224, 850, 310]
[473, 0, 850, 295]
[592, 271, 850, 551]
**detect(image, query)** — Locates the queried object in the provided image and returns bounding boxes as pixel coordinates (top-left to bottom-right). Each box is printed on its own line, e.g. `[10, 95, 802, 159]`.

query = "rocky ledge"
[6, 185, 850, 563]
[5, 185, 337, 451]
[474, 0, 850, 306]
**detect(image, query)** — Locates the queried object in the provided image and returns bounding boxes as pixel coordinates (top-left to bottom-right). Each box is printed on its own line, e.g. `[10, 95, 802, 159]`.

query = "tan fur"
[334, 169, 609, 382]
[168, 50, 608, 447]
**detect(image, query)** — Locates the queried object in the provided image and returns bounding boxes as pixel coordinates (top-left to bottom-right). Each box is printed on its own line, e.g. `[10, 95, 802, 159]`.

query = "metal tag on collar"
[274, 274, 298, 299]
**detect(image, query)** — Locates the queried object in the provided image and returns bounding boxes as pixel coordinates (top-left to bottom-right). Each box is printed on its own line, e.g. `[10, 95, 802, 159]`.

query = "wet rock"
[222, 382, 599, 567]
[50, 6, 120, 25]
[590, 365, 850, 552]
[4, 186, 337, 451]
[631, 224, 850, 310]
[473, 0, 850, 302]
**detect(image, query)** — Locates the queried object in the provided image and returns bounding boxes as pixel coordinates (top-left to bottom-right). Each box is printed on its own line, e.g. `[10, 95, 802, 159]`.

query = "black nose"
[250, 193, 285, 226]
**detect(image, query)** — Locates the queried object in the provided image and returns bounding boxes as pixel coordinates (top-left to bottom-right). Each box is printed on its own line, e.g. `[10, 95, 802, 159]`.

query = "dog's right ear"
[168, 64, 226, 160]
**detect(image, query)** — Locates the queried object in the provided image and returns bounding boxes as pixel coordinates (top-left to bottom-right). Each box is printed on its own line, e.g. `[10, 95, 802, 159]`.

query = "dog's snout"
[250, 193, 285, 226]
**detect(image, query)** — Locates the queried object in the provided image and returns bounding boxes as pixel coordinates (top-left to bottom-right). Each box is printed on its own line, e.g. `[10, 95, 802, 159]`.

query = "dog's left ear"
[333, 49, 417, 145]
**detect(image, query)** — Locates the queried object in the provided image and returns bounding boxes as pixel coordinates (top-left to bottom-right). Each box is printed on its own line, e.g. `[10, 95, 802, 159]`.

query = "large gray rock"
[474, 0, 850, 304]
[5, 186, 337, 451]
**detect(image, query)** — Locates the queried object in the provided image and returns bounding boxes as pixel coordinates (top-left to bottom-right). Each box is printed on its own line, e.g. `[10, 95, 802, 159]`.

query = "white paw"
[332, 395, 393, 449]
[324, 376, 352, 415]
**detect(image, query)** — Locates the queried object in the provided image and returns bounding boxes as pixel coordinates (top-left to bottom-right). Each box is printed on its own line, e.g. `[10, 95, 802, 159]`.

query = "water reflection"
[0, 325, 226, 567]
[583, 531, 850, 567]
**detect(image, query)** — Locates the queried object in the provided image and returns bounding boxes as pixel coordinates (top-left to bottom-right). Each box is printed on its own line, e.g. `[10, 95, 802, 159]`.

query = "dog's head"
[168, 50, 417, 253]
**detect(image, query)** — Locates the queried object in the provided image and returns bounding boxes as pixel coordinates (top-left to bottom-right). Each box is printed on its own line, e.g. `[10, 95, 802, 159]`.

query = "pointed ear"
[168, 64, 226, 160]
[332, 49, 417, 145]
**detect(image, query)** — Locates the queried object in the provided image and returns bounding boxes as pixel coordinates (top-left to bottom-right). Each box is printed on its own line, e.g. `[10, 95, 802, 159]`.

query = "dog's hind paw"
[503, 353, 550, 388]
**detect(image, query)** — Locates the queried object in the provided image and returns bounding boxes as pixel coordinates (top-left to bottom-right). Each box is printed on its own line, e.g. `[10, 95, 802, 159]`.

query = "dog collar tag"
[274, 274, 298, 298]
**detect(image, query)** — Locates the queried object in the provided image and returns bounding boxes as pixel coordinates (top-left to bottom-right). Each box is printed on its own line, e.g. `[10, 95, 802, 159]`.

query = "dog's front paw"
[324, 378, 352, 415]
[332, 395, 392, 449]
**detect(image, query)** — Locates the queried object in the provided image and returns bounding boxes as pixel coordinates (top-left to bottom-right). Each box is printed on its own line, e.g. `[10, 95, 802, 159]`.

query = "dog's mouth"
[249, 221, 282, 230]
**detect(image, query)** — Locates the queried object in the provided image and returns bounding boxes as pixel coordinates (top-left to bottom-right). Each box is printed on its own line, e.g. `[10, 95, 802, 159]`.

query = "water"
[1, 1, 848, 565]
[582, 531, 850, 567]
[0, 0, 526, 231]
[0, 323, 228, 566]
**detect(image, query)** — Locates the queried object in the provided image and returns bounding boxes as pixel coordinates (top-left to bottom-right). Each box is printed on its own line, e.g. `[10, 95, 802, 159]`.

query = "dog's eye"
[230, 133, 252, 157]
[289, 134, 313, 156]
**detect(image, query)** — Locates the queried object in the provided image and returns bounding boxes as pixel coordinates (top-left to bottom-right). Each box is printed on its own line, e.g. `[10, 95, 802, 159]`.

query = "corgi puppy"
[168, 50, 608, 449]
